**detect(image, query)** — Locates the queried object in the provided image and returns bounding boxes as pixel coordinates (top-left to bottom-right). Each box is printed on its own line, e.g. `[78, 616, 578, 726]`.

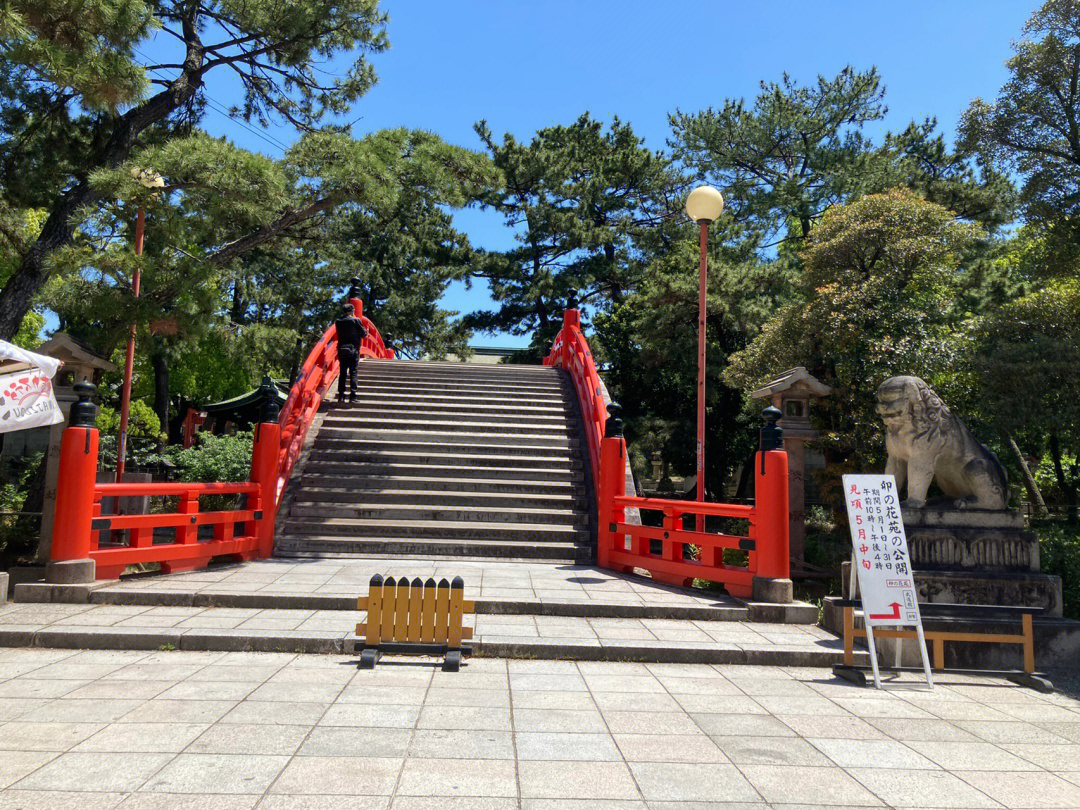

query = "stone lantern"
[752, 367, 831, 567]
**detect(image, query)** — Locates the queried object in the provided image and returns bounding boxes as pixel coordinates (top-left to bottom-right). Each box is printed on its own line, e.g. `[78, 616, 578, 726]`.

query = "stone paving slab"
[41, 557, 814, 622]
[0, 648, 1076, 808]
[0, 603, 851, 665]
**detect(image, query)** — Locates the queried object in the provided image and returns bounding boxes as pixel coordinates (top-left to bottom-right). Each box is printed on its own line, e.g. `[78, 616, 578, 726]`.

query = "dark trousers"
[338, 348, 359, 401]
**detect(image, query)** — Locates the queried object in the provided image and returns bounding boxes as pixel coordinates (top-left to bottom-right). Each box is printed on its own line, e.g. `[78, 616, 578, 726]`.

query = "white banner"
[0, 369, 64, 433]
[842, 473, 921, 628]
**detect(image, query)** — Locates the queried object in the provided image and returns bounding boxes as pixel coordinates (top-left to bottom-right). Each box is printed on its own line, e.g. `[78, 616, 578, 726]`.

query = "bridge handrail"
[544, 305, 791, 601]
[276, 298, 395, 506]
[49, 297, 394, 581]
[542, 307, 606, 484]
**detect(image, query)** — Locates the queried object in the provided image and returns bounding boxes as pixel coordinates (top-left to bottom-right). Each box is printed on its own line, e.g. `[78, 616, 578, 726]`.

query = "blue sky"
[196, 1, 1035, 348]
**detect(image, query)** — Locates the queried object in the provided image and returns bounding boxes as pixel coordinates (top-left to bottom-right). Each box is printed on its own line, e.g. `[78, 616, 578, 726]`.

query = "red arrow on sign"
[869, 602, 902, 621]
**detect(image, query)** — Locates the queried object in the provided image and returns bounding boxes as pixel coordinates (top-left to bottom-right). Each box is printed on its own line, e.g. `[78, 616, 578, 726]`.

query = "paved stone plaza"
[0, 648, 1077, 808]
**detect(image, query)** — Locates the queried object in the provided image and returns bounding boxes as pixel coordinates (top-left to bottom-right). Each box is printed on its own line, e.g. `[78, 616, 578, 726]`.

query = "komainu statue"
[876, 376, 1008, 510]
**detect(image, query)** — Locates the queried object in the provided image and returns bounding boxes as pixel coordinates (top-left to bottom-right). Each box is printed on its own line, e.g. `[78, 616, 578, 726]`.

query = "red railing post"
[597, 403, 626, 570]
[562, 307, 579, 369]
[752, 406, 792, 602]
[48, 382, 99, 583]
[251, 388, 282, 558]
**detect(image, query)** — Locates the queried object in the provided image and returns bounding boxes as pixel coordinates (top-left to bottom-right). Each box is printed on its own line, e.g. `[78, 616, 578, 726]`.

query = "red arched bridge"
[49, 298, 790, 600]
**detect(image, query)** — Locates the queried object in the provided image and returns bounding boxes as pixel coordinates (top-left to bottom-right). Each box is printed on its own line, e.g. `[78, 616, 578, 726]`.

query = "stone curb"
[0, 624, 863, 666]
[81, 587, 757, 622]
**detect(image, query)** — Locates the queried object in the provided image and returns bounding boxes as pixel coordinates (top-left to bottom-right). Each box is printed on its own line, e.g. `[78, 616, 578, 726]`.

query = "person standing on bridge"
[335, 303, 367, 403]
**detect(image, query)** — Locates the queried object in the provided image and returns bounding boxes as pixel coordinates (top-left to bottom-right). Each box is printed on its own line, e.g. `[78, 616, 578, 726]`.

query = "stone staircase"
[274, 359, 594, 563]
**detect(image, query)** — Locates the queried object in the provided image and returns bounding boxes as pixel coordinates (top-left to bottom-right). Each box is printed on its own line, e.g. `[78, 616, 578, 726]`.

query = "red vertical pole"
[250, 419, 281, 558]
[51, 429, 99, 562]
[754, 448, 790, 580]
[116, 206, 145, 482]
[597, 436, 626, 570]
[563, 306, 580, 369]
[696, 219, 708, 532]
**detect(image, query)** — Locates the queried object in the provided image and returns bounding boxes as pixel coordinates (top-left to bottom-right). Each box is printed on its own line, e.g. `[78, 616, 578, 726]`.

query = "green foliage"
[1032, 519, 1080, 620]
[593, 227, 784, 496]
[0, 452, 43, 559]
[671, 67, 889, 244]
[163, 431, 254, 485]
[0, 0, 393, 339]
[470, 114, 679, 352]
[97, 402, 162, 440]
[973, 277, 1080, 445]
[726, 189, 982, 470]
[960, 0, 1080, 252]
[804, 505, 850, 573]
[1035, 453, 1079, 504]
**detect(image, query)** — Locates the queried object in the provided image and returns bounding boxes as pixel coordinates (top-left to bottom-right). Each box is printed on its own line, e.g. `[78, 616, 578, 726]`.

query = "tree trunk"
[1007, 433, 1047, 517]
[152, 351, 170, 431]
[1048, 430, 1077, 521]
[231, 279, 245, 324]
[0, 29, 206, 339]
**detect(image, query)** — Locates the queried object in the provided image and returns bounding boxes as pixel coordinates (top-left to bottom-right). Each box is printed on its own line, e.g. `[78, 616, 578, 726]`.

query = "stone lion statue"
[876, 376, 1008, 510]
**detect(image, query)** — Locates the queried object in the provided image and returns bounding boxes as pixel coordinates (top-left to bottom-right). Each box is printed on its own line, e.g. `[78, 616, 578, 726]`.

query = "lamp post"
[116, 168, 165, 482]
[684, 185, 725, 531]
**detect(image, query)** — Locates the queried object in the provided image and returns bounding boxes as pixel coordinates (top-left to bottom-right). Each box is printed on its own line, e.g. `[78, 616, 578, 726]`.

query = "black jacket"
[335, 315, 367, 352]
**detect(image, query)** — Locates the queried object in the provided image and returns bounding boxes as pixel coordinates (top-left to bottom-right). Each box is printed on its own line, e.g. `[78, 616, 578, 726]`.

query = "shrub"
[1033, 519, 1080, 621]
[161, 431, 254, 511]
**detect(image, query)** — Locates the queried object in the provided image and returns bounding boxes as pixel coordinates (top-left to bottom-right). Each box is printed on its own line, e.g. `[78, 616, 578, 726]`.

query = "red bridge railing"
[48, 297, 393, 582]
[545, 305, 791, 600]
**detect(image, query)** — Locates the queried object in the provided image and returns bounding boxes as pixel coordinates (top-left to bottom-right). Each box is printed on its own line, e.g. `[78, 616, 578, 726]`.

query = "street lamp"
[685, 185, 724, 531]
[116, 167, 165, 482]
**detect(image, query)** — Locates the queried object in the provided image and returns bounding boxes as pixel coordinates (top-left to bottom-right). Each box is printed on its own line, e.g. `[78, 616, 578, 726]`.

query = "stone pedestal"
[901, 507, 1062, 618]
[823, 506, 1073, 669]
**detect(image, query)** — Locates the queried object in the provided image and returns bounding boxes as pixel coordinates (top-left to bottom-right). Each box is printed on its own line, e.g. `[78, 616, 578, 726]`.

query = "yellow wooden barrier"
[356, 575, 474, 670]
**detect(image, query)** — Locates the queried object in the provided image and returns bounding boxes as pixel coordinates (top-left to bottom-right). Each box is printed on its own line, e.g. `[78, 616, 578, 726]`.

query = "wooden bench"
[356, 574, 474, 671]
[834, 600, 1053, 692]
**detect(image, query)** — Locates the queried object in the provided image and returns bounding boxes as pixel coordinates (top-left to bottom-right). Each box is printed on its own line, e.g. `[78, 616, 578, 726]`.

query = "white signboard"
[842, 474, 921, 626]
[0, 369, 63, 433]
[842, 473, 932, 690]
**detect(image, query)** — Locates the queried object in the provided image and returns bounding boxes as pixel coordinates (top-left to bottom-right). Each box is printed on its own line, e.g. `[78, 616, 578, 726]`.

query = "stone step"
[357, 361, 562, 381]
[298, 474, 585, 496]
[347, 376, 568, 394]
[314, 427, 576, 448]
[338, 398, 569, 417]
[312, 437, 578, 457]
[290, 501, 585, 526]
[82, 586, 749, 621]
[274, 535, 590, 562]
[306, 449, 580, 471]
[336, 389, 573, 409]
[377, 359, 554, 371]
[302, 461, 584, 482]
[0, 622, 855, 665]
[294, 487, 587, 510]
[319, 416, 576, 437]
[329, 407, 570, 426]
[0, 611, 854, 665]
[346, 385, 573, 404]
[282, 517, 589, 542]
